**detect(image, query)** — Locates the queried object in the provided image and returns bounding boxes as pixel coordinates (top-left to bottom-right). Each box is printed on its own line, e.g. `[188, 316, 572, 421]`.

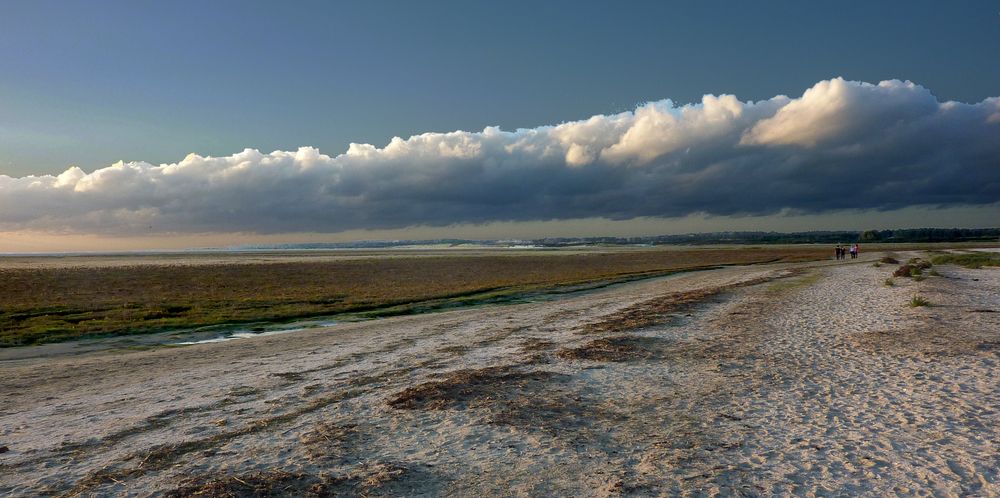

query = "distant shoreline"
[2, 227, 997, 257]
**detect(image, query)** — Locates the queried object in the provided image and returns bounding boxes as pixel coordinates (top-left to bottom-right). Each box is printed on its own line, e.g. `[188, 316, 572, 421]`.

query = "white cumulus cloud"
[1, 77, 998, 234]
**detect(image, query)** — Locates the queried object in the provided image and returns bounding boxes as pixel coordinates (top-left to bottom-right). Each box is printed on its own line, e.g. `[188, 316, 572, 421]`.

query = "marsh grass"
[930, 252, 1000, 269]
[0, 248, 827, 346]
[909, 295, 931, 307]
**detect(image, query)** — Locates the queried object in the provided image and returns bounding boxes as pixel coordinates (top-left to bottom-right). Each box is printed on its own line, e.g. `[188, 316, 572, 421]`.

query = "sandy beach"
[1, 252, 998, 497]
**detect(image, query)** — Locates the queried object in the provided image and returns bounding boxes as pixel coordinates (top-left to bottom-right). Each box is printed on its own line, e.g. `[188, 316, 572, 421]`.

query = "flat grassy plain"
[0, 247, 833, 347]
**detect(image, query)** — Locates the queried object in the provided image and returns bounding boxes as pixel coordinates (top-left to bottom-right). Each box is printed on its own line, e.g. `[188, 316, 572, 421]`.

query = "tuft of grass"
[892, 261, 931, 278]
[912, 274, 926, 282]
[909, 295, 931, 307]
[872, 262, 882, 268]
[930, 252, 1000, 269]
[884, 278, 895, 287]
[927, 269, 941, 277]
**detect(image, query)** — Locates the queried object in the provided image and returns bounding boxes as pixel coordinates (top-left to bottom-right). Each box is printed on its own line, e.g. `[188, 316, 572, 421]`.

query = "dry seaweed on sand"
[518, 337, 556, 353]
[298, 421, 360, 461]
[386, 366, 613, 435]
[517, 337, 557, 363]
[386, 366, 563, 410]
[557, 335, 667, 362]
[162, 462, 415, 498]
[578, 273, 788, 335]
[163, 470, 335, 498]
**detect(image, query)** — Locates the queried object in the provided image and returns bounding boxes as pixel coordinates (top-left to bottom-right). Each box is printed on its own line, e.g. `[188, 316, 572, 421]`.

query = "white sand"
[1, 254, 998, 496]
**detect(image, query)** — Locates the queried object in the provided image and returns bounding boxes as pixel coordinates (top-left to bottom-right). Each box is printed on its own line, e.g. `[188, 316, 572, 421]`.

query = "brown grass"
[0, 247, 827, 346]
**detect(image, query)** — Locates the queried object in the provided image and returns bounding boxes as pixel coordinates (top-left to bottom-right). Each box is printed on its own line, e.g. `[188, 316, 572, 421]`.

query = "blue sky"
[3, 1, 999, 175]
[1, 1, 998, 249]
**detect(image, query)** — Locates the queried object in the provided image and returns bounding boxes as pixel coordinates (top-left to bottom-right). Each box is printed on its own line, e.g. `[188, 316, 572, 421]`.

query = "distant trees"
[231, 228, 1000, 250]
[859, 230, 882, 242]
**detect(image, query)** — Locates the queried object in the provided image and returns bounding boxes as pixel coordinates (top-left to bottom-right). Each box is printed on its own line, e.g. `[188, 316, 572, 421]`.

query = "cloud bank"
[2, 77, 998, 234]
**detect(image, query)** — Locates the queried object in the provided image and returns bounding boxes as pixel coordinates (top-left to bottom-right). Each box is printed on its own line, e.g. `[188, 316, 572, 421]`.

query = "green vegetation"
[767, 272, 823, 294]
[884, 278, 895, 287]
[856, 228, 1000, 244]
[0, 247, 828, 347]
[909, 295, 931, 307]
[929, 252, 1000, 269]
[893, 258, 933, 279]
[907, 257, 933, 269]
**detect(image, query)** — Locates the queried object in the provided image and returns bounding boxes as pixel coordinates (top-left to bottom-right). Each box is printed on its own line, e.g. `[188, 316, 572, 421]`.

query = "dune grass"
[0, 247, 828, 346]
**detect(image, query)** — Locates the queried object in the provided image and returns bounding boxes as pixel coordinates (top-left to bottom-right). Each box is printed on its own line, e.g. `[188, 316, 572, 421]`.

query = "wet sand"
[1, 253, 998, 496]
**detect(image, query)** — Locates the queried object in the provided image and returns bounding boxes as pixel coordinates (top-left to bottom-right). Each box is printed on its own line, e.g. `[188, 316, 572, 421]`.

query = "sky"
[1, 1, 999, 250]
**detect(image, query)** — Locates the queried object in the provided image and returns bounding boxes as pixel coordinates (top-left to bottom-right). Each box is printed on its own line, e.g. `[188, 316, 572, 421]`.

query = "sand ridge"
[1, 254, 998, 496]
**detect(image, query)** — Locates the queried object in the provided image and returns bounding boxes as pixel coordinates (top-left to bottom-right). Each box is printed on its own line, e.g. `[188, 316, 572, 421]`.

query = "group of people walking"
[835, 244, 859, 260]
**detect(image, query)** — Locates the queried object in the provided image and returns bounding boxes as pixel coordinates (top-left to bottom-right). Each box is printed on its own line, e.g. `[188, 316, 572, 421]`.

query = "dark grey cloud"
[1, 78, 998, 234]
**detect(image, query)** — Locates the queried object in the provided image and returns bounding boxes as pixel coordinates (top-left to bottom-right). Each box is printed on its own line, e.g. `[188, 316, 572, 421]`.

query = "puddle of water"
[0, 319, 342, 361]
[172, 320, 340, 345]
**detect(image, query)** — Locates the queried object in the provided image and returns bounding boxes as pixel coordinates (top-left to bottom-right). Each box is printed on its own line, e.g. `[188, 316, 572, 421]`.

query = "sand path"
[1, 254, 998, 497]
